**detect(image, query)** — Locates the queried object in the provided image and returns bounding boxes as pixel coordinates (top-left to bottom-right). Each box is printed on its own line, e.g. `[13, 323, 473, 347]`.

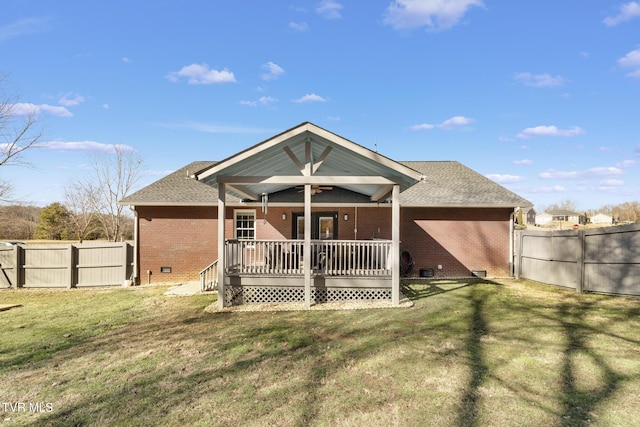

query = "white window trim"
[234, 209, 257, 242]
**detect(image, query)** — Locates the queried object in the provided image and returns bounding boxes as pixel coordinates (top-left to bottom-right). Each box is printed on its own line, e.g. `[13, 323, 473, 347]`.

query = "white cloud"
[383, 0, 484, 31]
[58, 93, 85, 107]
[600, 179, 624, 186]
[513, 159, 533, 166]
[409, 123, 435, 130]
[102, 103, 110, 109]
[261, 61, 285, 81]
[618, 47, 640, 79]
[439, 115, 473, 129]
[289, 22, 309, 31]
[316, 0, 343, 19]
[604, 2, 640, 26]
[539, 167, 624, 180]
[410, 115, 474, 130]
[531, 185, 566, 193]
[517, 125, 585, 139]
[122, 57, 131, 63]
[486, 174, 524, 183]
[11, 102, 73, 118]
[0, 17, 50, 41]
[293, 93, 327, 103]
[513, 72, 568, 88]
[240, 96, 277, 107]
[37, 141, 134, 153]
[618, 159, 638, 167]
[166, 63, 236, 84]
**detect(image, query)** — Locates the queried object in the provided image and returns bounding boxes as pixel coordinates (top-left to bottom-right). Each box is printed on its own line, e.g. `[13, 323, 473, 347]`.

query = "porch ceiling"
[197, 122, 423, 201]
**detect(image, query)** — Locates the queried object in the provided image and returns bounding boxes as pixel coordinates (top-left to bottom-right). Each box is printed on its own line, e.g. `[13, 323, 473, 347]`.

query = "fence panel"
[76, 242, 130, 287]
[0, 242, 133, 288]
[22, 245, 72, 288]
[516, 223, 640, 296]
[0, 246, 16, 288]
[583, 224, 640, 295]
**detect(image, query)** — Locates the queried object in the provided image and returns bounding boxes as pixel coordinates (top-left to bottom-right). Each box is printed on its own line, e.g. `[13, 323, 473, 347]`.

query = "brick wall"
[136, 206, 219, 284]
[400, 207, 512, 278]
[135, 205, 513, 283]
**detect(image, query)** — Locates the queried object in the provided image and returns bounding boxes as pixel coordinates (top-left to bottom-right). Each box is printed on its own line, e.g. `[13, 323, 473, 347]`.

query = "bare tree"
[71, 146, 143, 241]
[0, 73, 43, 201]
[64, 181, 100, 242]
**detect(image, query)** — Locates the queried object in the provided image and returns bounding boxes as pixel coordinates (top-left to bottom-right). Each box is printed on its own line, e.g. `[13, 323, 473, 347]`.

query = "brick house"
[120, 122, 531, 308]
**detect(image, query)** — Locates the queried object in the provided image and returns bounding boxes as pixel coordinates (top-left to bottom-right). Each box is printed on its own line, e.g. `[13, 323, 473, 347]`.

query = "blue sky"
[1, 0, 639, 211]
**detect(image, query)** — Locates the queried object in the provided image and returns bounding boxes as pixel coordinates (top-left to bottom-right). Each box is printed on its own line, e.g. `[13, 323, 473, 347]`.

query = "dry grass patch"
[1, 280, 640, 426]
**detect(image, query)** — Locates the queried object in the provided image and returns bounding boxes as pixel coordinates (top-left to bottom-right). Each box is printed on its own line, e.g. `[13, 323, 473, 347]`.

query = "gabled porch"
[196, 122, 423, 309]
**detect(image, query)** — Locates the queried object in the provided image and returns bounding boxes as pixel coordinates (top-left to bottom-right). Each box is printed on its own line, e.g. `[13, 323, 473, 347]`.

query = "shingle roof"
[399, 161, 532, 208]
[120, 160, 532, 208]
[119, 161, 224, 206]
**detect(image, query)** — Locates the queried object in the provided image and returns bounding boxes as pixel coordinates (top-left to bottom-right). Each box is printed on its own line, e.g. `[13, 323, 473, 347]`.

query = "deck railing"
[225, 239, 391, 277]
[200, 259, 218, 291]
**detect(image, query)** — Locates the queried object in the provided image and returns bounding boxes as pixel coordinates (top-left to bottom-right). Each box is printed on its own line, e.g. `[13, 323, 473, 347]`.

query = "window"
[234, 210, 256, 240]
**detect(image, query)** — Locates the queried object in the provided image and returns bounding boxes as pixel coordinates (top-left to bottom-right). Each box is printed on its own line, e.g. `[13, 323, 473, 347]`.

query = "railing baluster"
[223, 239, 391, 277]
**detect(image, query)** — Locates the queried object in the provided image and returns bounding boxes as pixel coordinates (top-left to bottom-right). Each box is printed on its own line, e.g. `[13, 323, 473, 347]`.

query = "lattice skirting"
[224, 286, 392, 305]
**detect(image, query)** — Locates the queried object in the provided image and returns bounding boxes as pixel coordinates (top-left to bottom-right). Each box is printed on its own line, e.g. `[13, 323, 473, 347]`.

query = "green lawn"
[1, 280, 639, 426]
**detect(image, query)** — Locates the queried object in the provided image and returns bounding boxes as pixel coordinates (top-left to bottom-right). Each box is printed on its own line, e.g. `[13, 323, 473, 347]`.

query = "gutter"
[129, 206, 139, 285]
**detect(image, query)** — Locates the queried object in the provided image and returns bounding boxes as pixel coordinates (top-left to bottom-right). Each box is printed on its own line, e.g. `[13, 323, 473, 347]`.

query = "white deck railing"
[225, 239, 392, 277]
[199, 259, 218, 291]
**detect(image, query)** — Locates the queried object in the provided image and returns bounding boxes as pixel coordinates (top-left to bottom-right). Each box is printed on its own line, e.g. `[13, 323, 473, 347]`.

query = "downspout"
[354, 206, 358, 240]
[129, 206, 139, 285]
[509, 209, 516, 277]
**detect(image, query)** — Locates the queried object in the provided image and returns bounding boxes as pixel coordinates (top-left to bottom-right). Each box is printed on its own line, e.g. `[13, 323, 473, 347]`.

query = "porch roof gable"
[195, 122, 423, 200]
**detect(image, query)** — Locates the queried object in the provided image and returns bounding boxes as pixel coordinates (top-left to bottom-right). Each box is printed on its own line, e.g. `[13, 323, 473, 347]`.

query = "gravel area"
[204, 296, 413, 312]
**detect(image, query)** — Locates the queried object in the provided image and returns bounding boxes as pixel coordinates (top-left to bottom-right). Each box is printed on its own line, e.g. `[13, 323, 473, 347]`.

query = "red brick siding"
[135, 205, 513, 283]
[400, 207, 512, 278]
[136, 206, 218, 284]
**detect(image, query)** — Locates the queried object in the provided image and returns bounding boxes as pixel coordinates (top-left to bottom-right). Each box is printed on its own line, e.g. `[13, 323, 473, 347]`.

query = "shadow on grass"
[401, 278, 491, 301]
[457, 283, 490, 427]
[558, 300, 625, 427]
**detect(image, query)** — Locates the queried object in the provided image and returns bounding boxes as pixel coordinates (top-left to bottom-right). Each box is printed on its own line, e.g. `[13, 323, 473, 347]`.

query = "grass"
[1, 280, 640, 426]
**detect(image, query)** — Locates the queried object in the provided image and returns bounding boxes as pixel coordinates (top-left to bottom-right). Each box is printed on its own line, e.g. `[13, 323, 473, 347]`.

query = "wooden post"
[304, 183, 312, 309]
[576, 230, 585, 293]
[392, 184, 400, 306]
[68, 244, 76, 288]
[217, 183, 226, 309]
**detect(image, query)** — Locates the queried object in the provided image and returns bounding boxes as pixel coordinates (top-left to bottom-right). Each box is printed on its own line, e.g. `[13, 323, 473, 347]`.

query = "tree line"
[0, 202, 134, 241]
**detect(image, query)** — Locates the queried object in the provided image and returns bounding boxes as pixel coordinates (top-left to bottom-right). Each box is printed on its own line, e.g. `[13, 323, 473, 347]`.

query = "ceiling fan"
[296, 185, 333, 195]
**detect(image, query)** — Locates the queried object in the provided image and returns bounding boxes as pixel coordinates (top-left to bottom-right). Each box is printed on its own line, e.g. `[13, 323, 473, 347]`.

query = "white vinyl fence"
[0, 242, 133, 288]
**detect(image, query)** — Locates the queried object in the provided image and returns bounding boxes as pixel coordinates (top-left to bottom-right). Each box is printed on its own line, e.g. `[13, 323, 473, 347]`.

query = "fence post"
[576, 230, 585, 293]
[15, 245, 23, 288]
[514, 231, 523, 280]
[68, 245, 76, 289]
[121, 242, 129, 286]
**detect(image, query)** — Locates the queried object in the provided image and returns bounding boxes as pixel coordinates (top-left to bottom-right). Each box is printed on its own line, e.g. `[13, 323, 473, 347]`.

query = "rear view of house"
[120, 123, 531, 307]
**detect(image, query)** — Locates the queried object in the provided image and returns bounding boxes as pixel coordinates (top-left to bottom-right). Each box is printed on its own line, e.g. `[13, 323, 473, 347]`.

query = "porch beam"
[370, 184, 393, 202]
[304, 138, 312, 176]
[217, 175, 399, 185]
[312, 146, 332, 174]
[392, 184, 400, 306]
[227, 184, 258, 201]
[217, 183, 226, 309]
[283, 146, 305, 175]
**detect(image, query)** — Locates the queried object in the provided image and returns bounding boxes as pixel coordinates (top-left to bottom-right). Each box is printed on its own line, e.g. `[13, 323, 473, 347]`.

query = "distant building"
[535, 210, 586, 226]
[523, 208, 536, 225]
[591, 213, 613, 225]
